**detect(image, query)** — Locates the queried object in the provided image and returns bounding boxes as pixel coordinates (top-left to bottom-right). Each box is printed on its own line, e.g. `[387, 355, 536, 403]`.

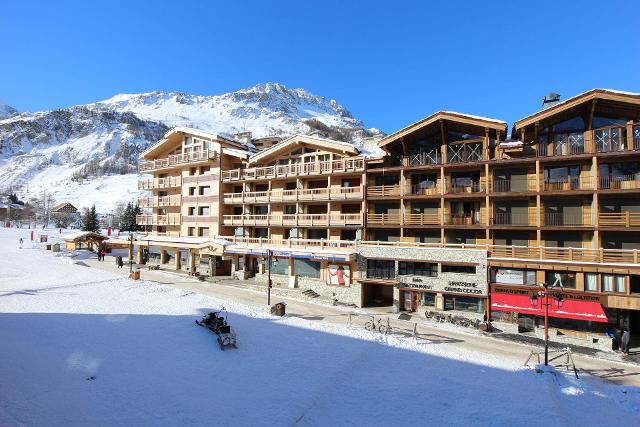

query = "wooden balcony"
[446, 181, 485, 194]
[599, 175, 640, 190]
[491, 212, 537, 226]
[543, 213, 592, 227]
[367, 185, 401, 198]
[404, 213, 440, 226]
[221, 158, 365, 182]
[366, 213, 401, 226]
[137, 195, 182, 208]
[138, 176, 182, 190]
[136, 213, 181, 226]
[182, 195, 217, 204]
[407, 183, 441, 196]
[222, 213, 362, 227]
[542, 176, 593, 192]
[444, 213, 484, 226]
[182, 215, 217, 223]
[491, 177, 537, 193]
[599, 212, 640, 228]
[139, 150, 216, 172]
[223, 186, 364, 204]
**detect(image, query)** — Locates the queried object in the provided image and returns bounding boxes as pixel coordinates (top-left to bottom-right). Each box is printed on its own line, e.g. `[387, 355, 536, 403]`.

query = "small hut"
[61, 231, 107, 251]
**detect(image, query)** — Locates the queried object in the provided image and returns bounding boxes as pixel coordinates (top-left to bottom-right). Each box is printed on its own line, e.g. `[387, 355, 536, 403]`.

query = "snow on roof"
[249, 134, 360, 163]
[61, 231, 106, 241]
[222, 147, 250, 160]
[499, 140, 524, 148]
[440, 111, 507, 125]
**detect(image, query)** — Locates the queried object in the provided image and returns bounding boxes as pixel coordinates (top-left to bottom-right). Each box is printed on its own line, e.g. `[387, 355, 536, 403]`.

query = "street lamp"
[128, 232, 135, 274]
[267, 249, 277, 306]
[534, 282, 564, 366]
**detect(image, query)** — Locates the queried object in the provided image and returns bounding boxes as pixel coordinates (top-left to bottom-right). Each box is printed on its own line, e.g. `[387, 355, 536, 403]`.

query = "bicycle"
[364, 316, 391, 334]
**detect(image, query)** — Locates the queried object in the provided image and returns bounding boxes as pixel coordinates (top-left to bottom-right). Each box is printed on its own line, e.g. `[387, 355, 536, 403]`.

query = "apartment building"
[135, 89, 640, 348]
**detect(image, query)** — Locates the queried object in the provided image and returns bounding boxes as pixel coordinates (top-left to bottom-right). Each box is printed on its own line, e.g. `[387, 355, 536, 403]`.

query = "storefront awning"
[491, 292, 608, 323]
[223, 246, 354, 262]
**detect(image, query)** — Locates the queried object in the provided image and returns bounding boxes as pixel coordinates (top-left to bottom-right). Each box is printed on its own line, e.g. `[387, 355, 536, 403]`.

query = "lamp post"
[128, 233, 134, 274]
[531, 283, 564, 366]
[266, 249, 276, 306]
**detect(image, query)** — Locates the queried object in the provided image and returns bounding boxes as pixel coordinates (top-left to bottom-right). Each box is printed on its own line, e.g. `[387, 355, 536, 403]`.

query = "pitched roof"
[140, 127, 250, 159]
[513, 88, 640, 130]
[249, 134, 359, 165]
[378, 111, 507, 148]
[52, 202, 77, 211]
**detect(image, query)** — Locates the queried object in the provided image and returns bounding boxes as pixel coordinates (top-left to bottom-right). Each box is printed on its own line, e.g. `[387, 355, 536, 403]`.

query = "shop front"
[399, 276, 487, 316]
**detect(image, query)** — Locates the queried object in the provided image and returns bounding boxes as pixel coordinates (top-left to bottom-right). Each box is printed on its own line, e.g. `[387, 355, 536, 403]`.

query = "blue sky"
[1, 0, 639, 133]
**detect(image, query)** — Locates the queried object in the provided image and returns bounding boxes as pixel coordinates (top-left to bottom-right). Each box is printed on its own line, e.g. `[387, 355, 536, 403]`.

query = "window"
[188, 207, 195, 216]
[441, 264, 476, 274]
[545, 271, 576, 289]
[270, 257, 289, 275]
[399, 262, 437, 277]
[198, 227, 209, 237]
[188, 227, 195, 236]
[367, 259, 395, 279]
[421, 292, 436, 307]
[190, 167, 197, 176]
[602, 274, 625, 293]
[490, 268, 536, 285]
[200, 166, 210, 174]
[294, 259, 321, 278]
[198, 206, 210, 216]
[199, 186, 211, 196]
[585, 273, 598, 292]
[189, 187, 196, 196]
[184, 137, 192, 145]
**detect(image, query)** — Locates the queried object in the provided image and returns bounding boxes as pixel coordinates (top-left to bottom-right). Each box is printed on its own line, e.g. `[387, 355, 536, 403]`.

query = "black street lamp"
[532, 282, 564, 366]
[267, 250, 277, 306]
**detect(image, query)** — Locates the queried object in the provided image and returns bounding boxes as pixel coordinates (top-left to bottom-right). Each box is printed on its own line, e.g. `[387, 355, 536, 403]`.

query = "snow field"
[0, 228, 639, 426]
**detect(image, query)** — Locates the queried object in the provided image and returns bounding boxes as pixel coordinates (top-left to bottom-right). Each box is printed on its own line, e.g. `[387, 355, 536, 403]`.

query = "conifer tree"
[81, 205, 99, 232]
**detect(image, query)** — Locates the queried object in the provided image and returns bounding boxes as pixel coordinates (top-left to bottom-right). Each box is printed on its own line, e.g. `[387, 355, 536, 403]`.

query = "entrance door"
[403, 291, 413, 311]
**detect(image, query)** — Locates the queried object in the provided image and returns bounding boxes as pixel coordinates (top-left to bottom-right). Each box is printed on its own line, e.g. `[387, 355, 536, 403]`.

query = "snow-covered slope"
[0, 83, 381, 212]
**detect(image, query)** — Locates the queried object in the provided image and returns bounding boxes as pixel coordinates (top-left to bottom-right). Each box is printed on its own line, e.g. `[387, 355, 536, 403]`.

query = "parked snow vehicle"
[195, 308, 238, 350]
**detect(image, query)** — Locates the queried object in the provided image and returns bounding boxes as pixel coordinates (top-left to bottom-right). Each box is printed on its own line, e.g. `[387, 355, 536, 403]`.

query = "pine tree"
[82, 205, 99, 232]
[121, 201, 140, 232]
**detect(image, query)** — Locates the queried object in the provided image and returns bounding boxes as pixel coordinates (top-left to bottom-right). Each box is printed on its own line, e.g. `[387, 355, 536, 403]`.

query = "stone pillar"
[435, 293, 445, 311]
[160, 249, 167, 264]
[175, 250, 180, 270]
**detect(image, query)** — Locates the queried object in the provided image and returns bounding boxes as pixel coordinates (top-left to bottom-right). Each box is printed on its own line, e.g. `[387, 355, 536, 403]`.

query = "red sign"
[491, 291, 608, 322]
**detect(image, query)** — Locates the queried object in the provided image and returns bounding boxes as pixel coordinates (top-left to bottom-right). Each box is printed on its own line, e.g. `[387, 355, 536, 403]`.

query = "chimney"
[541, 93, 561, 110]
[234, 131, 253, 145]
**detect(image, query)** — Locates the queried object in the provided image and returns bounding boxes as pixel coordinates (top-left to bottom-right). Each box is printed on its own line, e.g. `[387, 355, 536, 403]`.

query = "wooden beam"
[586, 99, 598, 130]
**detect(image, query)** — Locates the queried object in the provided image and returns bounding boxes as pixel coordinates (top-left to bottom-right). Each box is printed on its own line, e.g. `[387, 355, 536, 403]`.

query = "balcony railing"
[599, 212, 640, 228]
[402, 149, 442, 167]
[599, 175, 640, 190]
[492, 177, 537, 193]
[222, 158, 365, 181]
[542, 176, 593, 191]
[367, 185, 401, 198]
[139, 150, 215, 172]
[404, 213, 440, 226]
[543, 212, 590, 226]
[137, 195, 182, 208]
[222, 213, 362, 227]
[182, 195, 217, 204]
[445, 213, 483, 225]
[409, 184, 440, 196]
[366, 213, 401, 225]
[446, 181, 485, 194]
[223, 186, 364, 204]
[212, 236, 640, 265]
[447, 141, 484, 164]
[136, 213, 182, 226]
[182, 215, 217, 223]
[138, 176, 182, 190]
[492, 212, 537, 226]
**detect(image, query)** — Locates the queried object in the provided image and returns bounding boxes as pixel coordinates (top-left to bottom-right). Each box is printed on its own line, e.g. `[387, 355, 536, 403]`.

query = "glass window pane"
[585, 273, 598, 291]
[294, 259, 320, 278]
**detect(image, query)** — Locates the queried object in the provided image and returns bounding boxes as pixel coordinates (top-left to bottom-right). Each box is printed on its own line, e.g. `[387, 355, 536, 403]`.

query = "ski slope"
[0, 228, 638, 426]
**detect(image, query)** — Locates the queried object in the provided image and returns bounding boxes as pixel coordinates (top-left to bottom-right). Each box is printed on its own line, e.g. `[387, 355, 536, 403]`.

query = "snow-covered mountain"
[0, 83, 382, 212]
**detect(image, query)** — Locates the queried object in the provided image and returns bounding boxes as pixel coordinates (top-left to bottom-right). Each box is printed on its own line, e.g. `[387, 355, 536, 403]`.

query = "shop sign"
[444, 281, 483, 295]
[398, 276, 486, 295]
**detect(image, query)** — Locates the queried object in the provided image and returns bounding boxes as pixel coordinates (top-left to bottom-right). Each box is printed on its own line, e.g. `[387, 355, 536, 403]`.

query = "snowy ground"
[1, 228, 639, 426]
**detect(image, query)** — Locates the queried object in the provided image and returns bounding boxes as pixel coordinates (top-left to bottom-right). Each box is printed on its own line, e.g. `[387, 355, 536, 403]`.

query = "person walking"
[116, 255, 124, 268]
[621, 328, 631, 355]
[19, 237, 23, 249]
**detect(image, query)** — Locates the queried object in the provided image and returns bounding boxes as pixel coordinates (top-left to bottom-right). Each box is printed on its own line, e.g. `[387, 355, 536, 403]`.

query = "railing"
[223, 186, 364, 204]
[404, 213, 440, 226]
[492, 212, 537, 226]
[409, 183, 440, 196]
[182, 195, 217, 204]
[136, 214, 182, 226]
[137, 195, 182, 208]
[182, 215, 217, 223]
[447, 141, 484, 164]
[222, 213, 362, 227]
[543, 212, 590, 226]
[402, 150, 442, 167]
[446, 181, 485, 194]
[210, 236, 640, 265]
[492, 177, 537, 193]
[366, 213, 401, 225]
[445, 213, 483, 225]
[364, 269, 397, 280]
[599, 212, 640, 228]
[221, 158, 365, 181]
[139, 150, 215, 172]
[599, 175, 640, 190]
[138, 176, 182, 190]
[367, 185, 401, 198]
[543, 176, 593, 191]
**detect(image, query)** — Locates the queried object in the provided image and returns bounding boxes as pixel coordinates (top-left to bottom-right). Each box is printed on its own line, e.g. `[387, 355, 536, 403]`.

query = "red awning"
[491, 292, 608, 323]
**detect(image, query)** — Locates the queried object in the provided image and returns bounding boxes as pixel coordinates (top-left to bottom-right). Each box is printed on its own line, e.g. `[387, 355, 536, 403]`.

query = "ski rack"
[524, 347, 579, 378]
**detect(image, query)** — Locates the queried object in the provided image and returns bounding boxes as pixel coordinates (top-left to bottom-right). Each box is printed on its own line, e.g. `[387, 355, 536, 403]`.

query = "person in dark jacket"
[621, 328, 631, 355]
[116, 255, 124, 268]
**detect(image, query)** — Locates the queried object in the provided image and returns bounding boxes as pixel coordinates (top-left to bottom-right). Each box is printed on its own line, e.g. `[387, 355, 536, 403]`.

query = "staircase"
[302, 289, 321, 299]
